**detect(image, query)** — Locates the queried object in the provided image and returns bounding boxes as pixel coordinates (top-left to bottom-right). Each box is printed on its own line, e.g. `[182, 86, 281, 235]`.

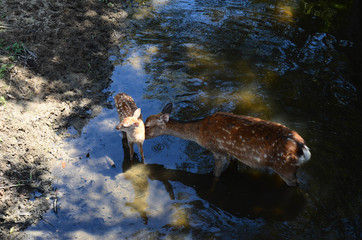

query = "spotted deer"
[145, 103, 311, 186]
[114, 93, 145, 162]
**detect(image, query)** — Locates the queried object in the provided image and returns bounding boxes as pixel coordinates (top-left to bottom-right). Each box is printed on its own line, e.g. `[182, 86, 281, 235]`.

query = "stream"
[26, 0, 361, 239]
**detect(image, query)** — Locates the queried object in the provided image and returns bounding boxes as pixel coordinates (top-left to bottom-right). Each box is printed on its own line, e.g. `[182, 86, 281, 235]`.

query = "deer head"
[117, 108, 142, 132]
[145, 103, 172, 139]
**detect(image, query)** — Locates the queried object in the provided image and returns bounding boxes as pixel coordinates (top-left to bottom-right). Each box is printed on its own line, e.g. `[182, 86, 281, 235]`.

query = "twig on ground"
[40, 216, 55, 227]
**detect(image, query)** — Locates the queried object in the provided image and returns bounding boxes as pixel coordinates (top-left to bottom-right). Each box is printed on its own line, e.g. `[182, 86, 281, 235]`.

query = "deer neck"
[164, 119, 202, 142]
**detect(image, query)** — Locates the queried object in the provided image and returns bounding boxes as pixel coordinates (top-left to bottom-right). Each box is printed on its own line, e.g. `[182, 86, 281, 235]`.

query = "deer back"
[198, 112, 308, 168]
[114, 93, 142, 122]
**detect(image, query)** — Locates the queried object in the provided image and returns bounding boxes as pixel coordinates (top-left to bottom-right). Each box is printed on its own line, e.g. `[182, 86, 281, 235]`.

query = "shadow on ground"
[0, 0, 131, 237]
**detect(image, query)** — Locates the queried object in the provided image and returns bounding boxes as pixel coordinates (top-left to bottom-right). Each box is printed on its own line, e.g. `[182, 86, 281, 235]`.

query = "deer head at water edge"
[145, 103, 311, 186]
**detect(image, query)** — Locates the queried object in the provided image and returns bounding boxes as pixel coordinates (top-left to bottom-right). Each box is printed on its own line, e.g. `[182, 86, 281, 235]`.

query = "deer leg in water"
[212, 152, 230, 178]
[274, 168, 299, 186]
[128, 142, 135, 161]
[209, 152, 229, 193]
[122, 131, 128, 140]
[121, 132, 129, 150]
[138, 143, 145, 163]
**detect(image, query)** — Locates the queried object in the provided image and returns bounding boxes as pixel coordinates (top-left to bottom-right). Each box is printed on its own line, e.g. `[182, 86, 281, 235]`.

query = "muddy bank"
[0, 0, 128, 238]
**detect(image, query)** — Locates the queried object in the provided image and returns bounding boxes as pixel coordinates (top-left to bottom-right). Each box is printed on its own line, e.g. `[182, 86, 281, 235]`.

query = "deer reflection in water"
[120, 136, 149, 225]
[123, 164, 150, 225]
[120, 137, 306, 224]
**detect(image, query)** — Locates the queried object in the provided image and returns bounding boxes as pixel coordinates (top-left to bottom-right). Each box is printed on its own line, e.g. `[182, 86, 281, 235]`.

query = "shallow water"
[26, 0, 361, 239]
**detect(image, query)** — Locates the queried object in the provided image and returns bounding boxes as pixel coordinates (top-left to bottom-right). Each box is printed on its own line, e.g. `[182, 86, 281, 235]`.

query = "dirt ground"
[0, 0, 129, 238]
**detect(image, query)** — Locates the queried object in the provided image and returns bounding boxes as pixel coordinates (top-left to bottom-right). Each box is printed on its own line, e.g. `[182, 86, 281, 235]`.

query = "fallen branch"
[0, 184, 25, 190]
[40, 216, 55, 228]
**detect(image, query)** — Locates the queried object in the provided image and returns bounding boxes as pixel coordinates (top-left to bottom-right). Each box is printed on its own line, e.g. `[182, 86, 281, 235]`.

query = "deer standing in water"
[145, 103, 311, 186]
[114, 93, 145, 162]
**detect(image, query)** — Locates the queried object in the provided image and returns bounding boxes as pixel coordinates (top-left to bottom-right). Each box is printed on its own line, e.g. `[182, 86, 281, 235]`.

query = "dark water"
[26, 0, 361, 239]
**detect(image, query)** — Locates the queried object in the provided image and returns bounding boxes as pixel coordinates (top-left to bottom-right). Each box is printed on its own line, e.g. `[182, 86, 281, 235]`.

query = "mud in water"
[0, 0, 127, 238]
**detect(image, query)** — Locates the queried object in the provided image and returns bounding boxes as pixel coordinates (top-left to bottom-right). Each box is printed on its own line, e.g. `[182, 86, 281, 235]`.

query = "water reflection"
[122, 156, 306, 223]
[124, 164, 150, 225]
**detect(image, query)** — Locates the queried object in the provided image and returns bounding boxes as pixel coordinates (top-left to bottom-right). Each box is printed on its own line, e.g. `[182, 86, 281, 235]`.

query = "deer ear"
[159, 113, 169, 123]
[162, 103, 172, 114]
[133, 108, 141, 118]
